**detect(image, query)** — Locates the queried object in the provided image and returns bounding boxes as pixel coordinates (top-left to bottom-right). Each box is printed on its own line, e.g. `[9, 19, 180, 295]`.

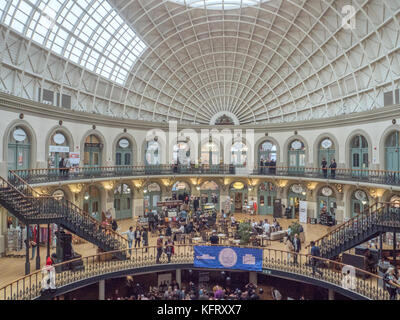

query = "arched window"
[350, 135, 368, 174]
[288, 140, 305, 171]
[172, 181, 190, 201]
[229, 182, 248, 213]
[287, 184, 307, 218]
[318, 138, 335, 167]
[385, 131, 400, 171]
[259, 141, 277, 163]
[114, 184, 132, 220]
[173, 142, 191, 165]
[231, 142, 248, 166]
[145, 140, 160, 165]
[200, 181, 220, 210]
[84, 135, 103, 166]
[8, 127, 31, 171]
[144, 182, 162, 212]
[201, 141, 219, 165]
[317, 186, 337, 223]
[48, 131, 70, 168]
[351, 190, 369, 217]
[116, 138, 132, 166]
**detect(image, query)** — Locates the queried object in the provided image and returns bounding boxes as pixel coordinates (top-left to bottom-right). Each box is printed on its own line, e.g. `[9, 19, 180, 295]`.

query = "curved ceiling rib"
[0, 0, 399, 125]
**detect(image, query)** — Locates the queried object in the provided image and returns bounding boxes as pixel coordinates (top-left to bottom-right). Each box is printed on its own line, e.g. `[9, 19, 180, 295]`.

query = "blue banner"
[194, 246, 263, 271]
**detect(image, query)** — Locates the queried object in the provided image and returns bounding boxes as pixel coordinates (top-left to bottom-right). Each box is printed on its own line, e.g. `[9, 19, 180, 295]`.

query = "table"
[217, 233, 227, 244]
[232, 239, 241, 246]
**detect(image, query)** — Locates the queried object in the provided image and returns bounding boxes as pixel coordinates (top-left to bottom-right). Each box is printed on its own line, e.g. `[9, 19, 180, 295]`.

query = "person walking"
[321, 158, 328, 178]
[293, 233, 301, 265]
[329, 159, 337, 178]
[122, 226, 135, 256]
[310, 241, 323, 277]
[285, 237, 294, 264]
[384, 267, 400, 300]
[134, 226, 141, 248]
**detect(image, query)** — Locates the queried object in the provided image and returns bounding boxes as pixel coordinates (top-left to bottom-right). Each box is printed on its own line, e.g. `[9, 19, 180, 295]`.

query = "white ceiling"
[0, 0, 399, 125]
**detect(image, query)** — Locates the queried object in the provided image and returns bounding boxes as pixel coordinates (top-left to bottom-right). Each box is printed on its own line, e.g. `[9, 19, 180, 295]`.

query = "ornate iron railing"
[8, 165, 400, 187]
[306, 202, 400, 258]
[0, 245, 389, 300]
[0, 172, 128, 254]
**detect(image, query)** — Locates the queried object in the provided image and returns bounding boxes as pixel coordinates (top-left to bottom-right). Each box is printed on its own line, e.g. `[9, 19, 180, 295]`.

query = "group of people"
[259, 158, 277, 174]
[321, 158, 337, 178]
[122, 226, 149, 254]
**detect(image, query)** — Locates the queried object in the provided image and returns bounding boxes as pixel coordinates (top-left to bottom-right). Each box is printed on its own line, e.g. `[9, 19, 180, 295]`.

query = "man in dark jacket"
[310, 241, 323, 277]
[329, 159, 337, 178]
[293, 233, 301, 265]
[321, 158, 328, 178]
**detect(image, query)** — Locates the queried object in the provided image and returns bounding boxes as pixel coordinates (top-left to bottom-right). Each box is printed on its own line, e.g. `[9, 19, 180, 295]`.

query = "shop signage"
[321, 139, 332, 149]
[53, 133, 66, 145]
[291, 184, 304, 194]
[13, 129, 27, 142]
[354, 190, 366, 201]
[291, 140, 302, 150]
[49, 145, 69, 153]
[232, 182, 244, 190]
[119, 139, 130, 148]
[299, 201, 308, 223]
[321, 187, 333, 197]
[85, 143, 103, 148]
[69, 152, 80, 165]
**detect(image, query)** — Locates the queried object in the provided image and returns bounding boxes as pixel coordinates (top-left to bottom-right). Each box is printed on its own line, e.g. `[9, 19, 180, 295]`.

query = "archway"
[230, 141, 248, 167]
[287, 183, 307, 219]
[318, 137, 336, 173]
[385, 131, 400, 172]
[200, 181, 220, 211]
[8, 126, 31, 171]
[288, 139, 305, 173]
[258, 140, 277, 174]
[47, 130, 71, 169]
[115, 138, 133, 166]
[143, 182, 162, 212]
[317, 186, 337, 225]
[350, 189, 369, 218]
[172, 181, 191, 201]
[229, 182, 248, 213]
[350, 135, 369, 177]
[83, 135, 103, 167]
[258, 182, 277, 215]
[83, 186, 101, 221]
[114, 184, 133, 220]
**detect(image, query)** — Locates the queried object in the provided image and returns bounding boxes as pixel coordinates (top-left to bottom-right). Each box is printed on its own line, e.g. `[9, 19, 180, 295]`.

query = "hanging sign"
[321, 187, 333, 197]
[69, 152, 80, 165]
[13, 129, 27, 142]
[119, 139, 130, 148]
[291, 140, 302, 150]
[321, 139, 332, 149]
[299, 201, 308, 223]
[354, 190, 366, 201]
[49, 145, 69, 153]
[53, 133, 66, 145]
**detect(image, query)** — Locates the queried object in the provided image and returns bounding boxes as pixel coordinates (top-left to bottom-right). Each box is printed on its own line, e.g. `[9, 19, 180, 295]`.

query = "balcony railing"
[0, 245, 389, 300]
[8, 165, 400, 187]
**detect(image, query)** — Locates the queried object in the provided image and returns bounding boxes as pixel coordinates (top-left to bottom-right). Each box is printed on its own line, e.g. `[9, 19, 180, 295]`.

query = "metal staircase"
[0, 172, 128, 260]
[310, 203, 400, 259]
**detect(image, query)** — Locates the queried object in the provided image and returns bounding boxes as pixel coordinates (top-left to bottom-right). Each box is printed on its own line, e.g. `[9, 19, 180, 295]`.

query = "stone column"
[249, 271, 257, 286]
[99, 280, 105, 300]
[176, 269, 182, 288]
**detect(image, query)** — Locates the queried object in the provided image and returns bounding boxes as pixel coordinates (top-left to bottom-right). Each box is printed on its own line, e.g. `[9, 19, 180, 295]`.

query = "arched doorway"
[385, 131, 400, 172]
[317, 186, 337, 219]
[200, 181, 220, 211]
[116, 138, 132, 166]
[229, 182, 248, 213]
[318, 138, 335, 172]
[288, 140, 305, 173]
[172, 181, 191, 201]
[48, 131, 70, 169]
[287, 184, 307, 219]
[144, 182, 162, 213]
[84, 135, 103, 167]
[83, 186, 101, 221]
[8, 126, 31, 171]
[258, 182, 277, 215]
[350, 135, 368, 177]
[114, 184, 132, 220]
[351, 189, 369, 217]
[231, 142, 248, 167]
[258, 140, 277, 173]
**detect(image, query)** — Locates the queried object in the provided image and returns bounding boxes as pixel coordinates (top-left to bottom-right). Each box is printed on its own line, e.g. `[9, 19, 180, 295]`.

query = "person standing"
[321, 158, 328, 178]
[293, 233, 301, 265]
[111, 219, 118, 232]
[310, 241, 323, 277]
[285, 237, 294, 264]
[165, 237, 174, 263]
[134, 226, 141, 248]
[329, 159, 337, 178]
[142, 228, 149, 253]
[384, 267, 400, 300]
[58, 157, 65, 177]
[156, 235, 163, 264]
[122, 226, 135, 255]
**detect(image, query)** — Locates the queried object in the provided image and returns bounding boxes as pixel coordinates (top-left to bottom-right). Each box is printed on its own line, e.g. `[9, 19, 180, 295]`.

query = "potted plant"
[238, 222, 252, 245]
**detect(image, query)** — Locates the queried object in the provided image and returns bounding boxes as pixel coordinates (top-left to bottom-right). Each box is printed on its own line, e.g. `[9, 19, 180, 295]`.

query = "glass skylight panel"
[169, 0, 269, 10]
[1, 0, 147, 85]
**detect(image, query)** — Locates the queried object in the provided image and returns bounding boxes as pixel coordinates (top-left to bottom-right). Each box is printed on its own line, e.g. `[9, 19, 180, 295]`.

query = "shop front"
[258, 182, 277, 215]
[114, 184, 132, 220]
[200, 181, 220, 211]
[229, 182, 248, 213]
[287, 184, 307, 218]
[351, 189, 369, 217]
[83, 186, 101, 221]
[144, 182, 162, 213]
[317, 186, 337, 222]
[172, 181, 191, 201]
